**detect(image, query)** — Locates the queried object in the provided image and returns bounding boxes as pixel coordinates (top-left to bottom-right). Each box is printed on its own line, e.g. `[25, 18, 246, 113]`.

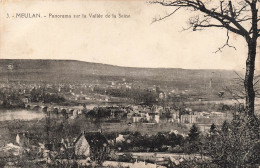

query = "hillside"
[0, 59, 239, 83]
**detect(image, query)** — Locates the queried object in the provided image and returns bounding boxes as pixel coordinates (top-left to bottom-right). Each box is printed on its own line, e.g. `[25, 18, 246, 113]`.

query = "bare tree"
[223, 72, 260, 104]
[151, 0, 259, 120]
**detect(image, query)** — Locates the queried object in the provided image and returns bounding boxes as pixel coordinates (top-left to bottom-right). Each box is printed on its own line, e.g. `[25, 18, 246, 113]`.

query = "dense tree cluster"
[86, 107, 127, 121]
[30, 88, 65, 103]
[113, 131, 185, 152]
[93, 87, 158, 105]
[204, 115, 260, 167]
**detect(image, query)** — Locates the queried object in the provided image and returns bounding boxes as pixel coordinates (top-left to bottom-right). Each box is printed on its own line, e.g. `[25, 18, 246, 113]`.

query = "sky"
[0, 0, 259, 70]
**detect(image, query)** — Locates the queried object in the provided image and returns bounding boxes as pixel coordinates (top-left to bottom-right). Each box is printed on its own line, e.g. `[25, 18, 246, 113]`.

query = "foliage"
[89, 144, 109, 165]
[209, 123, 216, 134]
[93, 86, 158, 105]
[174, 159, 218, 168]
[30, 87, 65, 103]
[188, 124, 200, 142]
[204, 115, 260, 167]
[117, 153, 134, 163]
[114, 131, 185, 152]
[186, 124, 201, 154]
[47, 161, 93, 168]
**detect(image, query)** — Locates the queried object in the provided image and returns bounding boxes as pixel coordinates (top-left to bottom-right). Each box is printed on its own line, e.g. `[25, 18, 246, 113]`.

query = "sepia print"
[0, 0, 259, 167]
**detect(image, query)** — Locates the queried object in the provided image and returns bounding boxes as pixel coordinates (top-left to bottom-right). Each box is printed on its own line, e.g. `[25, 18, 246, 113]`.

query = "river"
[0, 109, 45, 121]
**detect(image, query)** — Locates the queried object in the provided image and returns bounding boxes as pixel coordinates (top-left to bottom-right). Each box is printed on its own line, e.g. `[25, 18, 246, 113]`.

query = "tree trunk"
[244, 1, 258, 118]
[244, 38, 256, 117]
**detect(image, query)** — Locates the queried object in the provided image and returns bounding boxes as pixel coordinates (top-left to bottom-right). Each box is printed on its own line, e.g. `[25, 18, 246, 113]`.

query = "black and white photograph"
[0, 0, 259, 167]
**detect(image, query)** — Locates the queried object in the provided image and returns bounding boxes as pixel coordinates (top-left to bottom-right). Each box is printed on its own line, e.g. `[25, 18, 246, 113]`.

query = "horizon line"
[0, 58, 248, 71]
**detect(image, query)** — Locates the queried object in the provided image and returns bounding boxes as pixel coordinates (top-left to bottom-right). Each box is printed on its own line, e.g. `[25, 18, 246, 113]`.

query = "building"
[21, 97, 29, 103]
[74, 131, 109, 160]
[154, 115, 160, 123]
[133, 114, 143, 123]
[116, 134, 125, 143]
[210, 112, 225, 117]
[180, 114, 198, 124]
[16, 133, 29, 147]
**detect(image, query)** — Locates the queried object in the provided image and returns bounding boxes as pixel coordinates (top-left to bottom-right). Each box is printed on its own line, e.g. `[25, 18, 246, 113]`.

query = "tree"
[205, 115, 260, 167]
[222, 120, 229, 134]
[210, 123, 217, 134]
[188, 124, 200, 142]
[187, 124, 201, 153]
[151, 0, 259, 120]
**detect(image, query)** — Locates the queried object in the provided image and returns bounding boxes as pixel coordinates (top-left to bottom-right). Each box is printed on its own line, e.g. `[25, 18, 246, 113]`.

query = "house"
[154, 115, 160, 123]
[180, 115, 198, 124]
[116, 134, 125, 143]
[21, 98, 29, 103]
[145, 113, 151, 122]
[16, 133, 29, 147]
[132, 113, 143, 123]
[16, 132, 38, 147]
[74, 131, 109, 160]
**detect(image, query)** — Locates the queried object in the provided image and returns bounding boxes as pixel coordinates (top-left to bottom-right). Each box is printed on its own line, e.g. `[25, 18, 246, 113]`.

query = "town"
[0, 62, 253, 167]
[1, 0, 260, 166]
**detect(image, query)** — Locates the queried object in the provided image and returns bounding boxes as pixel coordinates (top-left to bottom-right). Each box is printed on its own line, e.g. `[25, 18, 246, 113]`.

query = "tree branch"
[152, 7, 181, 24]
[196, 24, 225, 28]
[228, 1, 236, 18]
[234, 71, 245, 82]
[254, 79, 259, 86]
[151, 0, 250, 37]
[214, 30, 237, 53]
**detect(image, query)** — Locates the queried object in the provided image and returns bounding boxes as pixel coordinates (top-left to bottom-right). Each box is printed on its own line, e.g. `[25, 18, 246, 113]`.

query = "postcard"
[0, 0, 259, 167]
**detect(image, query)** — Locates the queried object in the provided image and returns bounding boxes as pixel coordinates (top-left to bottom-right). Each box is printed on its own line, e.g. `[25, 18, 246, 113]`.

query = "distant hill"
[0, 59, 241, 82]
